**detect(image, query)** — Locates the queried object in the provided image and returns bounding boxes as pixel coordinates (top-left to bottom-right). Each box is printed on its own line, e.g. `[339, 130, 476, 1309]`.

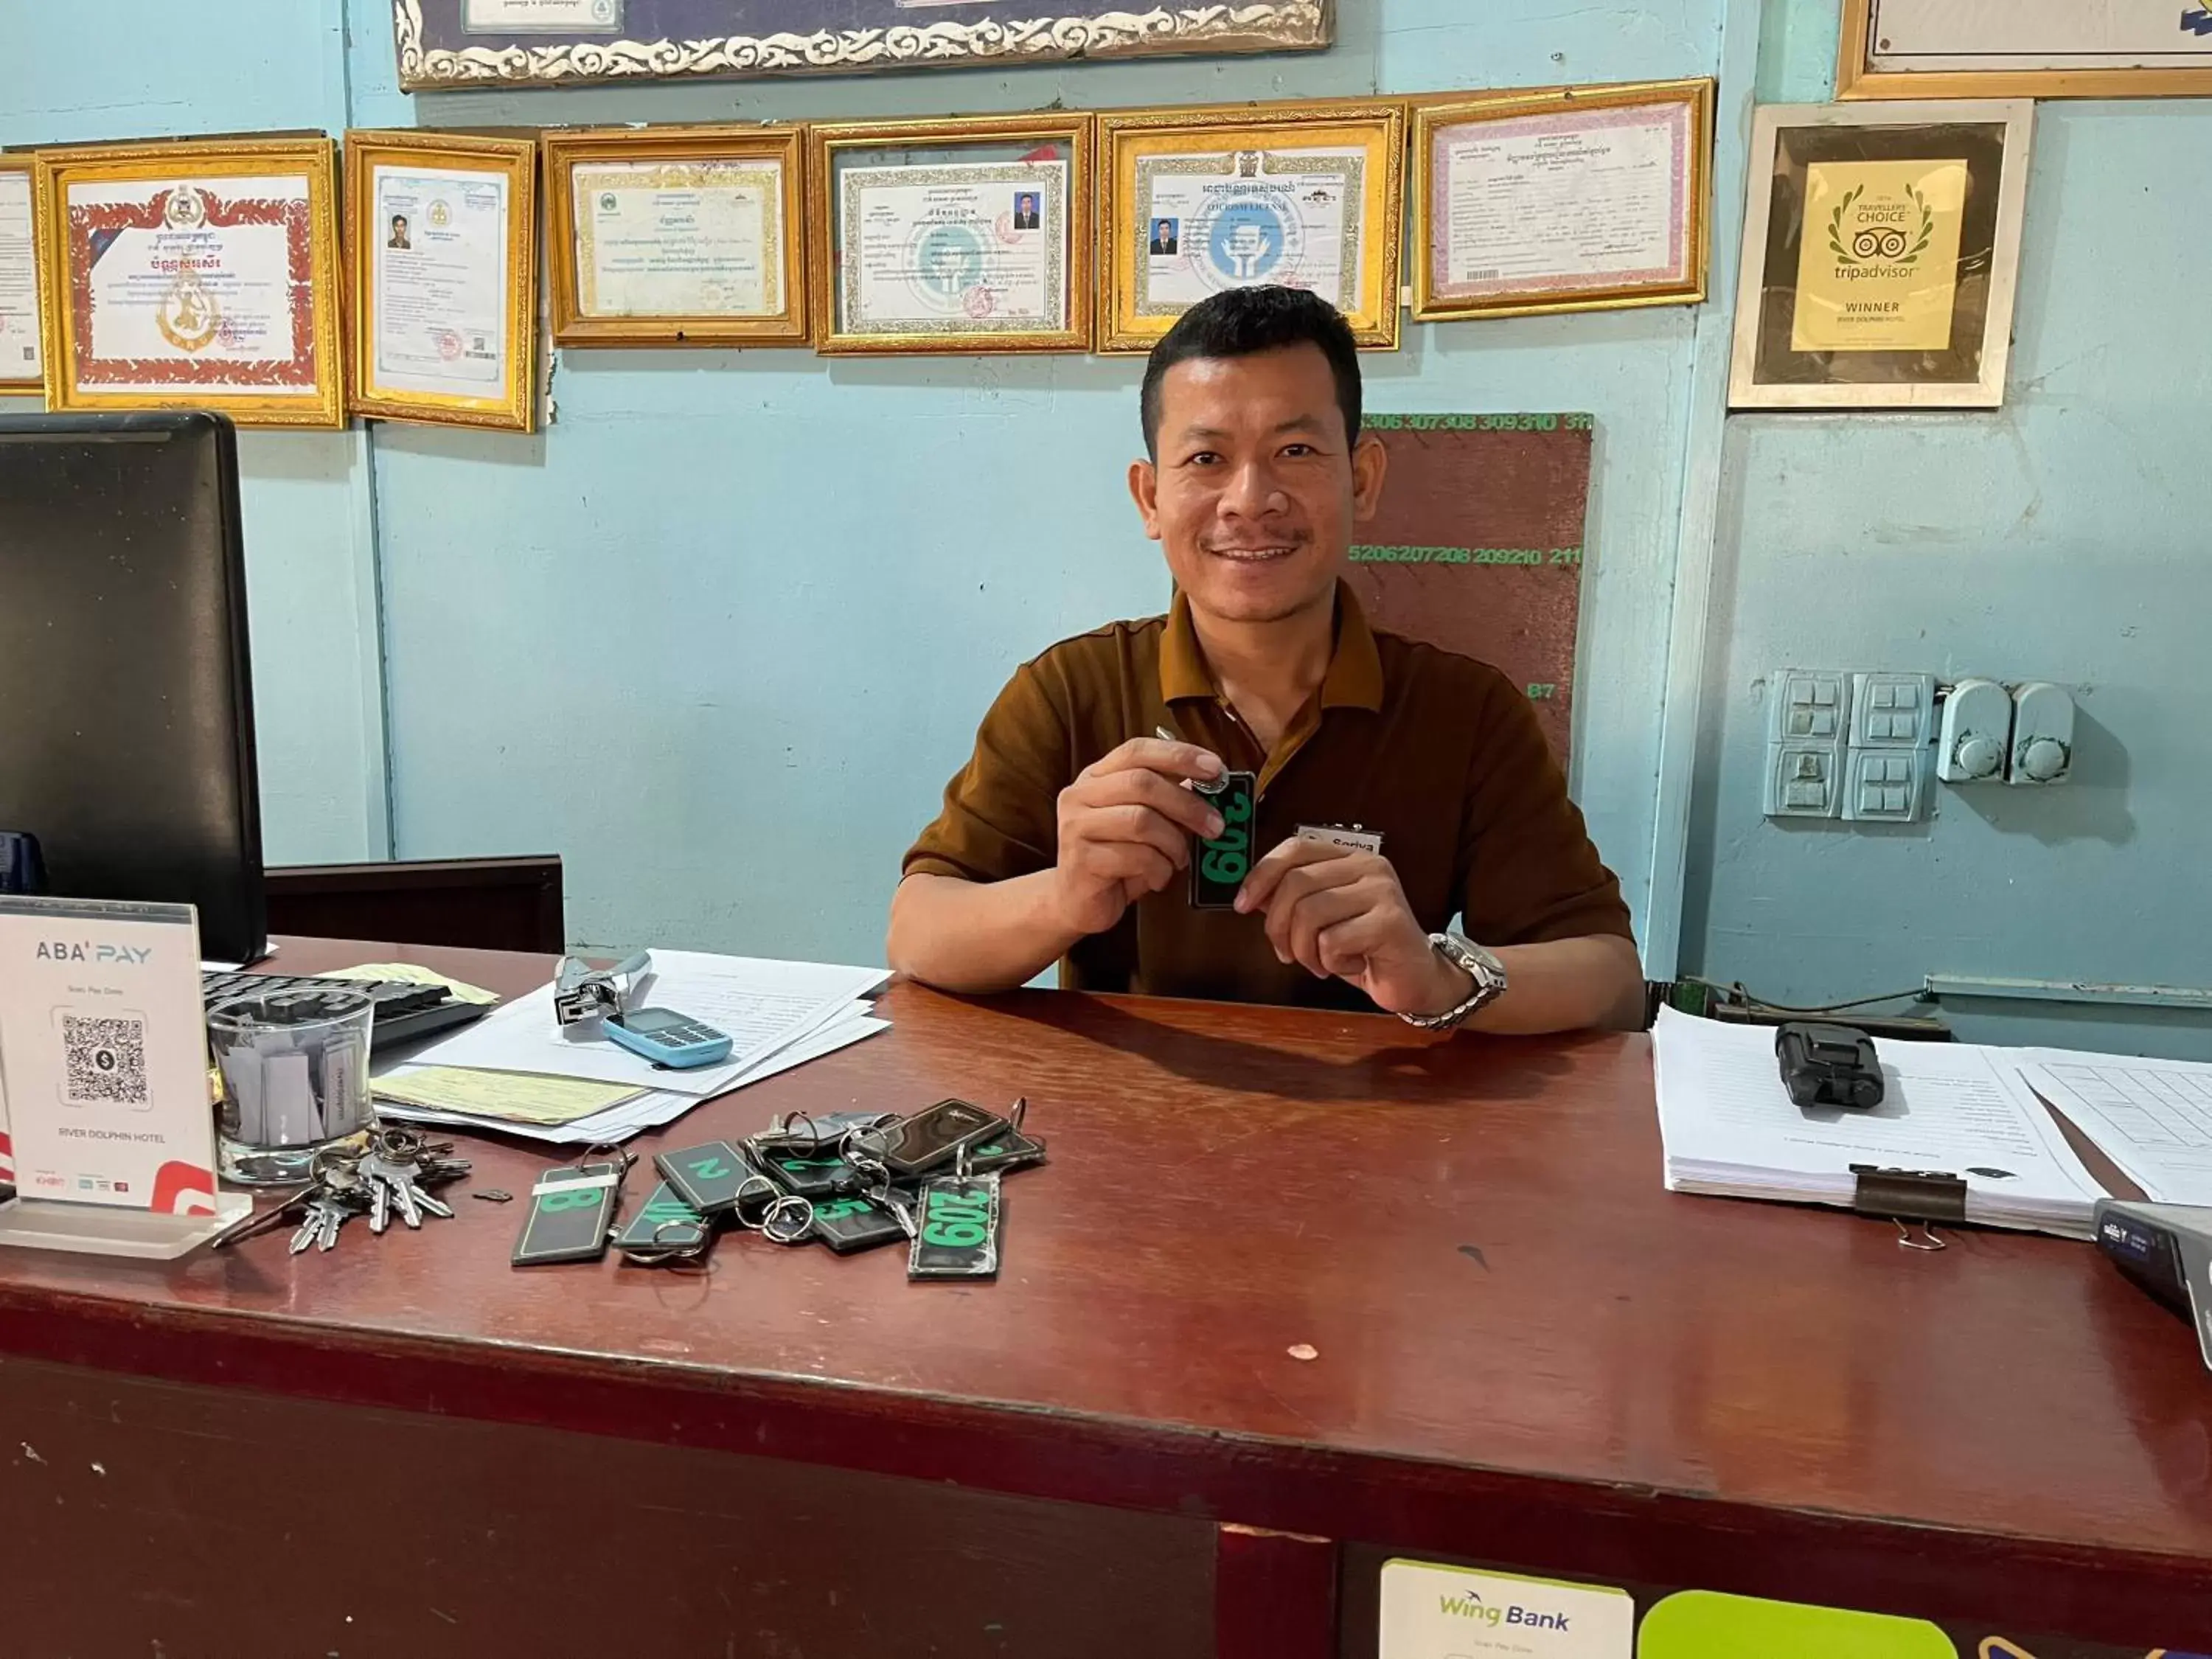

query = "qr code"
[61, 1015, 148, 1107]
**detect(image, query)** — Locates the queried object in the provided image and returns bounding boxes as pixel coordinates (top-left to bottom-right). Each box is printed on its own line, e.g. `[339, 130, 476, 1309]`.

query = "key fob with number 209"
[1191, 772, 1257, 910]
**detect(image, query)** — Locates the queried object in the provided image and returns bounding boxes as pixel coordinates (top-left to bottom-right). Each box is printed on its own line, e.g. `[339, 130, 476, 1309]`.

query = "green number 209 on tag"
[1191, 772, 1257, 910]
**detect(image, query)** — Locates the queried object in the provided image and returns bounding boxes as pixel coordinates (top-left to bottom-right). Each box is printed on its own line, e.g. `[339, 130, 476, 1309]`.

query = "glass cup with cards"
[206, 987, 376, 1185]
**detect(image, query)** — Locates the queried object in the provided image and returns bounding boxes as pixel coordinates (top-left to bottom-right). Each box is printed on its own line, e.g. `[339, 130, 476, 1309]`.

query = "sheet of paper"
[371, 1065, 640, 1127]
[371, 164, 509, 400]
[2023, 1051, 2212, 1205]
[66, 175, 317, 397]
[1439, 105, 1686, 291]
[376, 1013, 889, 1144]
[575, 158, 783, 319]
[842, 160, 1066, 333]
[1652, 1008, 2102, 1220]
[1135, 147, 1363, 315]
[321, 962, 501, 1005]
[404, 951, 887, 1096]
[0, 169, 43, 381]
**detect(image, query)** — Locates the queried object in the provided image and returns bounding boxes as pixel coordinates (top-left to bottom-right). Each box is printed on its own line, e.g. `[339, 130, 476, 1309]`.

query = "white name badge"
[1297, 824, 1385, 855]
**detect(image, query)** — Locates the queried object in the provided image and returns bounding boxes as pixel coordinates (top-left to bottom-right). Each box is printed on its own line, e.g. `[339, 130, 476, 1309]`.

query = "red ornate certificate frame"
[35, 137, 344, 428]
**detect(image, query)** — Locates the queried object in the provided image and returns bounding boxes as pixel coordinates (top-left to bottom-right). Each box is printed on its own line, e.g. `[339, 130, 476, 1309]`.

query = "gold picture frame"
[1411, 79, 1712, 324]
[807, 114, 1094, 355]
[544, 123, 808, 349]
[1837, 0, 2212, 100]
[34, 136, 344, 428]
[1096, 100, 1405, 354]
[0, 154, 44, 393]
[344, 129, 538, 432]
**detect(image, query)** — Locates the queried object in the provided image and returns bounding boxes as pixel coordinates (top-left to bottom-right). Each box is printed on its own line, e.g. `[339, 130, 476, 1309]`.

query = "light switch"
[2008, 681, 2074, 786]
[1849, 672, 1936, 747]
[1937, 677, 2012, 784]
[1764, 671, 1851, 819]
[1842, 748, 1927, 823]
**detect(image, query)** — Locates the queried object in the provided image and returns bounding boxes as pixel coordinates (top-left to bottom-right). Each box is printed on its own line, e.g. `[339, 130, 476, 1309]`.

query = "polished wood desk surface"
[2, 936, 2208, 1644]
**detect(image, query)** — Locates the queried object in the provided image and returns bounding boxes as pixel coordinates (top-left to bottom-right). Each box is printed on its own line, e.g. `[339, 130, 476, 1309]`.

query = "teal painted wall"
[0, 0, 390, 869]
[341, 0, 1725, 959]
[1679, 1, 2212, 1057]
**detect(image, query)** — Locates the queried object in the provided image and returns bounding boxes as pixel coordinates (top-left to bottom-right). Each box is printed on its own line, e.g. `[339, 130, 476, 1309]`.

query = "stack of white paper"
[1651, 1007, 2105, 1239]
[2022, 1050, 2212, 1206]
[371, 950, 890, 1144]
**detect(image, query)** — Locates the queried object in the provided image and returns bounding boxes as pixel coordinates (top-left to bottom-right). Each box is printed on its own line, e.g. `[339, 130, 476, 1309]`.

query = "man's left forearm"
[1453, 933, 1645, 1034]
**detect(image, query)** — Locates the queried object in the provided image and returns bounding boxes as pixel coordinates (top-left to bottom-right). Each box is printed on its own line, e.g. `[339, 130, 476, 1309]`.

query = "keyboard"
[201, 970, 492, 1051]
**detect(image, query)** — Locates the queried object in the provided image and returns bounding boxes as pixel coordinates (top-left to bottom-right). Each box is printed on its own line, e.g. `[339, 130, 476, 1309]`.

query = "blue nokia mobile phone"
[605, 1006, 734, 1069]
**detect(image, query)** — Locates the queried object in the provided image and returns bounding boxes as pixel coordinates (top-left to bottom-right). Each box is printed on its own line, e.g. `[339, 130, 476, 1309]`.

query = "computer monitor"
[0, 411, 266, 962]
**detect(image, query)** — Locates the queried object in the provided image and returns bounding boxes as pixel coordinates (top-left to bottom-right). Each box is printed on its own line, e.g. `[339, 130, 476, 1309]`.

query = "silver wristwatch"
[1398, 931, 1509, 1031]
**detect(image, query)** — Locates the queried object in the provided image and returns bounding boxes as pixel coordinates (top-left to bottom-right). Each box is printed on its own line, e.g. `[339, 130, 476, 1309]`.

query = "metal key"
[366, 1166, 395, 1234]
[366, 1153, 425, 1228]
[287, 1204, 326, 1255]
[316, 1197, 348, 1251]
[216, 1189, 316, 1250]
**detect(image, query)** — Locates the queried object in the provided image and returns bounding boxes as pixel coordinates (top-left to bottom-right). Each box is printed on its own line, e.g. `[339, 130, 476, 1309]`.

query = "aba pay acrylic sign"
[1381, 1561, 1633, 1659]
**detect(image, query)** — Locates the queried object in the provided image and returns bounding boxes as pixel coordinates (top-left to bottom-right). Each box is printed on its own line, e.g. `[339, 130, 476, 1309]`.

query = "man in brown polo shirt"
[888, 287, 1641, 1033]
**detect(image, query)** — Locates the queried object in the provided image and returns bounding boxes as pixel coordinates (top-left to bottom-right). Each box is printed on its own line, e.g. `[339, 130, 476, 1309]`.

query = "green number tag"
[908, 1174, 1002, 1280]
[1190, 771, 1258, 910]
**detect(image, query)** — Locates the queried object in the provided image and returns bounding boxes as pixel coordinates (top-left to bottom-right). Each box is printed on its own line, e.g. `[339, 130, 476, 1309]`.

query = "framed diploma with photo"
[345, 130, 538, 432]
[808, 114, 1093, 355]
[1411, 80, 1711, 323]
[1096, 101, 1405, 354]
[0, 156, 44, 392]
[1728, 100, 2032, 411]
[32, 138, 344, 427]
[545, 124, 807, 348]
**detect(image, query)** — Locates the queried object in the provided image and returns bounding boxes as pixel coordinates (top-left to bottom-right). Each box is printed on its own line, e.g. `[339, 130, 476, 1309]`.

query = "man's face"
[1130, 344, 1385, 627]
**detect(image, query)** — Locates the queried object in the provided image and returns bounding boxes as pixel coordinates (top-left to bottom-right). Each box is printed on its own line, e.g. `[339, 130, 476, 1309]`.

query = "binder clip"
[1851, 1165, 1965, 1251]
[554, 949, 651, 1028]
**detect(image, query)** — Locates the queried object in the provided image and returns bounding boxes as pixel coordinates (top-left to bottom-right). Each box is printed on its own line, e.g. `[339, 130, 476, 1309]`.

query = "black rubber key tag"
[908, 1173, 1003, 1281]
[1190, 771, 1257, 910]
[654, 1139, 766, 1217]
[809, 1192, 915, 1255]
[612, 1180, 713, 1259]
[961, 1127, 1048, 1176]
[512, 1160, 624, 1267]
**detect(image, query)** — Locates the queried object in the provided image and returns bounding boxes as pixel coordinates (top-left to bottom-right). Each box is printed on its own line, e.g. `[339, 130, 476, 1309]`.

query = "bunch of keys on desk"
[216, 1127, 473, 1253]
[510, 1099, 1046, 1280]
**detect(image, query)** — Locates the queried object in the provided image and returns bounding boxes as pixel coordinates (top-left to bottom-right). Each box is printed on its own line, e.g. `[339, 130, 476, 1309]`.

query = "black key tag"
[908, 1173, 1002, 1280]
[512, 1161, 624, 1267]
[612, 1180, 713, 1260]
[1191, 771, 1257, 910]
[962, 1127, 1048, 1175]
[809, 1192, 914, 1255]
[655, 1139, 766, 1217]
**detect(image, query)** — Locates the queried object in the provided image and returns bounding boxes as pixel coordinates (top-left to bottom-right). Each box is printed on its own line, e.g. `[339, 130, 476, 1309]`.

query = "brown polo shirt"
[902, 583, 1633, 1011]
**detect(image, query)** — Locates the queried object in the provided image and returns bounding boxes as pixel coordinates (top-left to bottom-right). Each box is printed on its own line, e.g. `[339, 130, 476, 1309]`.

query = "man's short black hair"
[1140, 286, 1363, 460]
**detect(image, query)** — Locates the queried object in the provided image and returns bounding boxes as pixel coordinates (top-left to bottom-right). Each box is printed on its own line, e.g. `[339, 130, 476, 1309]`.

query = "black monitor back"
[0, 411, 265, 962]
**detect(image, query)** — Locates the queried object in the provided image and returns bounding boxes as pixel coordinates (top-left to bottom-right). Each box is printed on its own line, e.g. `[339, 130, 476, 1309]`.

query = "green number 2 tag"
[1190, 771, 1257, 910]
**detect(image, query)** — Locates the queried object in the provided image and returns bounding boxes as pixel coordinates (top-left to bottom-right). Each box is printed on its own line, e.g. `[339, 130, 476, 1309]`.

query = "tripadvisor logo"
[1826, 181, 1935, 271]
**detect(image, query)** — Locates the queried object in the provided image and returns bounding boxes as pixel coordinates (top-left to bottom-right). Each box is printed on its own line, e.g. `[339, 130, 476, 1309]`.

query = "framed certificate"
[545, 123, 807, 348]
[808, 114, 1093, 356]
[0, 157, 43, 393]
[396, 0, 1329, 91]
[1411, 80, 1711, 323]
[1096, 100, 1405, 354]
[1839, 0, 2212, 100]
[345, 130, 538, 432]
[1728, 100, 2034, 411]
[32, 137, 344, 428]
